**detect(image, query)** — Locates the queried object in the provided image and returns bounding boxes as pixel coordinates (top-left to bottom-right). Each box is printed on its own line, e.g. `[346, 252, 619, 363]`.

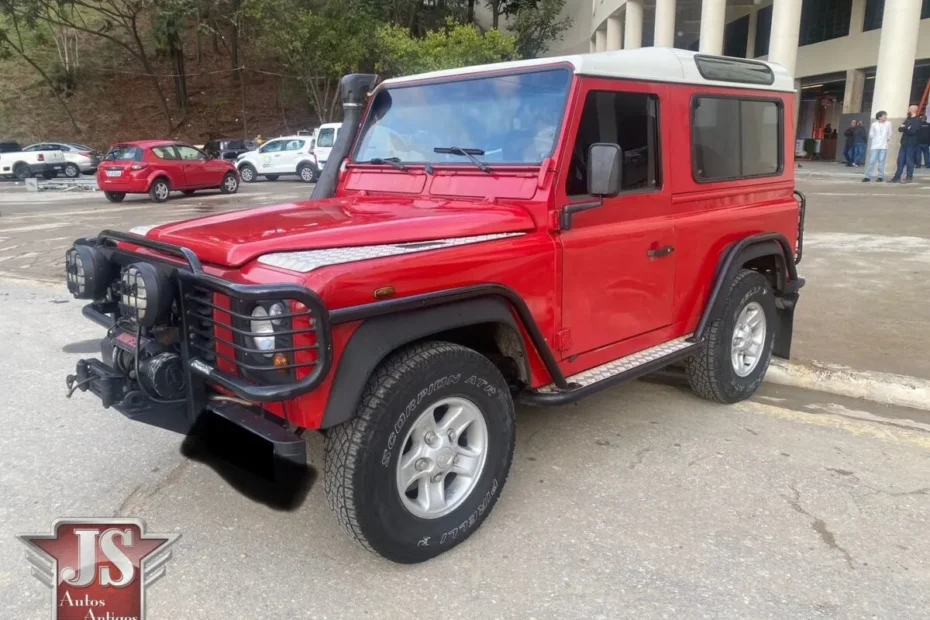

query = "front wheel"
[686, 269, 776, 404]
[220, 172, 239, 194]
[148, 178, 171, 203]
[324, 342, 515, 564]
[238, 163, 257, 183]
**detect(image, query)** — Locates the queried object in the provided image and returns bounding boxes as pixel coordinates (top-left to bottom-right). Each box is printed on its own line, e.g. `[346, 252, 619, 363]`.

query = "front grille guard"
[97, 230, 333, 404]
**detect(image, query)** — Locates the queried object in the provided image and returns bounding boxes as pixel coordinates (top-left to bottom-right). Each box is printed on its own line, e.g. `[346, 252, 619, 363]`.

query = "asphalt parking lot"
[1, 167, 929, 619]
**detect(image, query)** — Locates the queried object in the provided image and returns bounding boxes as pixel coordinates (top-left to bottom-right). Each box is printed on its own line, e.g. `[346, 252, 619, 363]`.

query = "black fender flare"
[694, 233, 803, 358]
[321, 297, 531, 429]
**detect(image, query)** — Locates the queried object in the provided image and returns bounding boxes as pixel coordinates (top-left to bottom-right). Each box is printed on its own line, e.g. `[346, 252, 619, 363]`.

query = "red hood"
[146, 196, 536, 267]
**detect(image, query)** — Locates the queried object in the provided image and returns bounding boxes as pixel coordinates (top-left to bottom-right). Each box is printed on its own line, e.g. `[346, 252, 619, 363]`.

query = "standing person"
[854, 120, 868, 166]
[889, 105, 922, 183]
[863, 111, 892, 182]
[918, 114, 930, 169]
[843, 119, 857, 166]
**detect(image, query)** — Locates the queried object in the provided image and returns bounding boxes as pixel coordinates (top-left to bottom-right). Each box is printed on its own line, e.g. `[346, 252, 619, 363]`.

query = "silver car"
[22, 142, 101, 177]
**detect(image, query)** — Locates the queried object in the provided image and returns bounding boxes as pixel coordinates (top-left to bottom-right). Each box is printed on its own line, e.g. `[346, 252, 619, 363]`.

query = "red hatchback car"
[97, 140, 239, 203]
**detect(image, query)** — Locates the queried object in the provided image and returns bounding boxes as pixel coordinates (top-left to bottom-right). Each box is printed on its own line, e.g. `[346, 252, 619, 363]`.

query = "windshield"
[317, 128, 336, 148]
[354, 69, 571, 166]
[104, 146, 144, 161]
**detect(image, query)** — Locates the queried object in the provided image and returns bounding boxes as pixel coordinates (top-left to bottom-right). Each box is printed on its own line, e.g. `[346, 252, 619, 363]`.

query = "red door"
[556, 80, 676, 357]
[175, 144, 215, 188]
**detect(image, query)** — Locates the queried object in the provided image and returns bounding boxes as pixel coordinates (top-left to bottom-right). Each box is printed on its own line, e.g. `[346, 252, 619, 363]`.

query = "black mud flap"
[773, 291, 800, 359]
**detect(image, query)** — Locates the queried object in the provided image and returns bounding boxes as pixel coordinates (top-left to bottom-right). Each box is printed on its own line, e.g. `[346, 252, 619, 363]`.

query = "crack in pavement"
[114, 459, 192, 517]
[783, 485, 856, 569]
[629, 446, 654, 470]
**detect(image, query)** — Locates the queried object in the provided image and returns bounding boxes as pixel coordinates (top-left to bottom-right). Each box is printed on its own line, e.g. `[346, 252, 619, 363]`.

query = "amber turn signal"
[374, 286, 396, 300]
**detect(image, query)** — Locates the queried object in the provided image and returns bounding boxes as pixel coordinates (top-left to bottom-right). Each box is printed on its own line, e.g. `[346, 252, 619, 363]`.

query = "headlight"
[65, 245, 110, 300]
[268, 302, 286, 326]
[118, 263, 171, 326]
[250, 306, 276, 356]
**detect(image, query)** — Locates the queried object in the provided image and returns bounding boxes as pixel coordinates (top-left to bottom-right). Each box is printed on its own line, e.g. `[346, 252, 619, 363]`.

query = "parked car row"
[0, 140, 98, 180]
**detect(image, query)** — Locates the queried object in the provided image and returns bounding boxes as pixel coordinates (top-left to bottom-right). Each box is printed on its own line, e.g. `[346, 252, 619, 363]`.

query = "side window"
[284, 140, 305, 151]
[566, 91, 661, 197]
[692, 96, 782, 181]
[176, 146, 206, 161]
[317, 129, 335, 148]
[260, 140, 284, 153]
[151, 146, 180, 160]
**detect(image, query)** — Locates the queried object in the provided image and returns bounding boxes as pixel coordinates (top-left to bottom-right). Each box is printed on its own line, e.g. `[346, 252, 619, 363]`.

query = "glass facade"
[799, 0, 852, 46]
[754, 5, 772, 58]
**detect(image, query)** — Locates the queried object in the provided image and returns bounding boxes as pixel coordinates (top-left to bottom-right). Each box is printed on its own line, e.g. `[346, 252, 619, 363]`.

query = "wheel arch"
[146, 173, 171, 191]
[695, 233, 803, 360]
[320, 297, 531, 429]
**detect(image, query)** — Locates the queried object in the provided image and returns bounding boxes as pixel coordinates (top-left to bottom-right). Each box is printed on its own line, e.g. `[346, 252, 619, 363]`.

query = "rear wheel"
[104, 192, 125, 203]
[13, 164, 31, 180]
[238, 163, 257, 183]
[220, 172, 239, 194]
[324, 342, 515, 564]
[298, 163, 316, 183]
[148, 178, 171, 203]
[64, 163, 80, 178]
[686, 269, 776, 404]
[265, 174, 279, 181]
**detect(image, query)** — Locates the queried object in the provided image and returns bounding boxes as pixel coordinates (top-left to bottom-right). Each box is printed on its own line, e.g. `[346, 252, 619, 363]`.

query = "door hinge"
[553, 329, 572, 352]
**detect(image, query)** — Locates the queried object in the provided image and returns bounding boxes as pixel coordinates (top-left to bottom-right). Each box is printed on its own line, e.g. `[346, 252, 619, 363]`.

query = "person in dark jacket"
[918, 114, 930, 168]
[843, 119, 857, 166]
[890, 105, 922, 183]
[854, 120, 868, 165]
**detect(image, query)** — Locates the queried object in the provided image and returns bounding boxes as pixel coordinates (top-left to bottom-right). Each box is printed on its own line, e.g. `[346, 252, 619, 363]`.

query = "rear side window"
[104, 146, 144, 162]
[691, 96, 782, 181]
[566, 91, 661, 197]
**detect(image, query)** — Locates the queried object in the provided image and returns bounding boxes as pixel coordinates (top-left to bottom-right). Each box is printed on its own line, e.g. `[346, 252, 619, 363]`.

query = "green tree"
[510, 0, 571, 58]
[0, 7, 80, 133]
[376, 19, 517, 77]
[245, 0, 378, 122]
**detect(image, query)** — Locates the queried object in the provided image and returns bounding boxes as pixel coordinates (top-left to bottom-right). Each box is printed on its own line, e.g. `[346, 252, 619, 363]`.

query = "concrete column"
[746, 9, 758, 59]
[769, 0, 803, 77]
[624, 0, 643, 49]
[595, 28, 607, 52]
[699, 0, 726, 55]
[843, 69, 866, 114]
[849, 0, 866, 36]
[870, 0, 922, 168]
[606, 15, 623, 51]
[654, 0, 676, 48]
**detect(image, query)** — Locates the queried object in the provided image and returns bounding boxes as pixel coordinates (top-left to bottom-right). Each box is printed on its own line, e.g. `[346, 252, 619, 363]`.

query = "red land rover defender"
[65, 49, 805, 564]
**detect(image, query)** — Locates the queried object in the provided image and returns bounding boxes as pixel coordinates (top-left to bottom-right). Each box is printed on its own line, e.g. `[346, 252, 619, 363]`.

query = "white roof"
[381, 48, 795, 93]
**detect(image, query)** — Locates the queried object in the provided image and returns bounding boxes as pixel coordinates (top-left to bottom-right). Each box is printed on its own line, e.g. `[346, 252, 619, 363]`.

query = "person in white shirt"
[863, 110, 892, 182]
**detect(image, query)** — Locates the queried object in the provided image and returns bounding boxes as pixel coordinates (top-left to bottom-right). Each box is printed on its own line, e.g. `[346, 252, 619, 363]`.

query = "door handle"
[647, 245, 675, 259]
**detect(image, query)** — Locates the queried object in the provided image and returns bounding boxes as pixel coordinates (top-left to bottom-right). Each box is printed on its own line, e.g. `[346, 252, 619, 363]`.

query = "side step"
[518, 335, 702, 406]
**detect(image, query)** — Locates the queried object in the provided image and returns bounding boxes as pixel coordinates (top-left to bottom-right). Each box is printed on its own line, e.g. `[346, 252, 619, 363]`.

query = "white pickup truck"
[0, 140, 67, 180]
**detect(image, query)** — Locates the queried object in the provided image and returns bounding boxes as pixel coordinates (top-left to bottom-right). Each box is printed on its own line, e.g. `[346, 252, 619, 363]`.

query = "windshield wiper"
[433, 147, 491, 174]
[366, 157, 407, 171]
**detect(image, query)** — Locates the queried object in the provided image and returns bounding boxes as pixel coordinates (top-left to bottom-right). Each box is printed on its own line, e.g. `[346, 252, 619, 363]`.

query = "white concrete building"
[520, 0, 930, 162]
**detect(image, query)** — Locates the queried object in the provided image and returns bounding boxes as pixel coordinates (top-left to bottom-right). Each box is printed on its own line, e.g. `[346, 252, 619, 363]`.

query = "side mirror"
[586, 143, 623, 197]
[561, 143, 624, 231]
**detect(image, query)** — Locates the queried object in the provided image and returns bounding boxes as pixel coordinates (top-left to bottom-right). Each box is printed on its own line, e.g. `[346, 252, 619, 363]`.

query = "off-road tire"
[324, 341, 516, 564]
[64, 163, 80, 178]
[149, 178, 171, 203]
[686, 269, 776, 403]
[265, 174, 279, 181]
[104, 191, 125, 203]
[238, 163, 257, 183]
[219, 172, 239, 194]
[13, 164, 31, 180]
[297, 163, 315, 183]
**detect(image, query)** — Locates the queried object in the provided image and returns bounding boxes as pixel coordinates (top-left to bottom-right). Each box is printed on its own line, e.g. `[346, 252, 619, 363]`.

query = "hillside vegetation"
[0, 0, 570, 150]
